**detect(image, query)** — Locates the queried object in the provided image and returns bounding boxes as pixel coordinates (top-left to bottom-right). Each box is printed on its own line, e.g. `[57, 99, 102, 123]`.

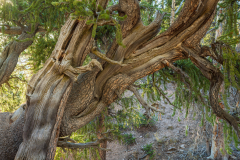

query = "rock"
[166, 116, 172, 119]
[169, 138, 178, 143]
[179, 149, 184, 152]
[166, 151, 173, 154]
[144, 155, 150, 160]
[180, 144, 185, 149]
[229, 155, 237, 159]
[168, 147, 177, 151]
[145, 133, 150, 138]
[132, 151, 139, 159]
[167, 126, 174, 130]
[156, 138, 167, 145]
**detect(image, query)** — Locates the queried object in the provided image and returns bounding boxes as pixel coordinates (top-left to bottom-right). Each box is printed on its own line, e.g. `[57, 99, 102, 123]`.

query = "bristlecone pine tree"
[0, 0, 240, 159]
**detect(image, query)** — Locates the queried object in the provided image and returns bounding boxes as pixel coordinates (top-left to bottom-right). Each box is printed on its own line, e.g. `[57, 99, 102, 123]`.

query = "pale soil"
[106, 83, 240, 160]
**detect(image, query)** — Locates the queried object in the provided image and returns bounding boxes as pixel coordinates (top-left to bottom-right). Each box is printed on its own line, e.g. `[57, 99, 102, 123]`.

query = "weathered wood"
[0, 0, 225, 159]
[0, 27, 36, 86]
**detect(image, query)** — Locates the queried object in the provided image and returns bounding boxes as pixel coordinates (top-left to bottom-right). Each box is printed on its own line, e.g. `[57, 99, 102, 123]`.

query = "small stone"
[168, 147, 177, 151]
[166, 116, 171, 119]
[179, 149, 184, 152]
[180, 144, 185, 148]
[167, 126, 174, 130]
[145, 133, 150, 138]
[156, 138, 167, 145]
[166, 151, 173, 154]
[230, 155, 237, 159]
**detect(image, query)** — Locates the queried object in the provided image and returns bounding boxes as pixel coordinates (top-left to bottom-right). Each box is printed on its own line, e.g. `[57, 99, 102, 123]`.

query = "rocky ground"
[106, 83, 240, 160]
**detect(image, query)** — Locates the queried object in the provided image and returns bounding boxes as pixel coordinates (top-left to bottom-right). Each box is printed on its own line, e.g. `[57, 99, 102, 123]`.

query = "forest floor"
[106, 83, 240, 160]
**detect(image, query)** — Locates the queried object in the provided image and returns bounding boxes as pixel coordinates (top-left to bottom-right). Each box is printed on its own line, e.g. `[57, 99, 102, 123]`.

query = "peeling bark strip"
[46, 84, 72, 160]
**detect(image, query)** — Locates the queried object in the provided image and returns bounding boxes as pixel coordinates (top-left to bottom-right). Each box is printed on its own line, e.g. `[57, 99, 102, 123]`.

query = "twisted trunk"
[0, 0, 223, 159]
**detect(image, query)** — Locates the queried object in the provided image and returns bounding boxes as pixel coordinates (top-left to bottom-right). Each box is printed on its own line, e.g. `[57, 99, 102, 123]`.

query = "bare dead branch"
[128, 85, 164, 117]
[97, 19, 115, 26]
[57, 137, 112, 150]
[0, 26, 23, 35]
[152, 81, 181, 110]
[58, 137, 77, 143]
[91, 47, 126, 66]
[12, 20, 25, 30]
[162, 59, 191, 89]
[0, 26, 58, 35]
[175, 0, 184, 14]
[9, 76, 28, 83]
[107, 4, 120, 14]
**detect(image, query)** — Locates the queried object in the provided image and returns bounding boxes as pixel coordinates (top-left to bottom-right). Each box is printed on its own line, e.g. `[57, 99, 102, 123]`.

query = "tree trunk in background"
[208, 104, 229, 160]
[218, 117, 229, 160]
[0, 27, 37, 86]
[170, 0, 176, 25]
[208, 119, 218, 159]
[97, 114, 107, 160]
[203, 121, 211, 156]
[207, 9, 229, 159]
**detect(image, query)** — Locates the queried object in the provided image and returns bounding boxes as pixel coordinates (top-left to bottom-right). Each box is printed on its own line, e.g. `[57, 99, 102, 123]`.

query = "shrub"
[142, 143, 155, 159]
[138, 114, 157, 127]
[123, 133, 136, 145]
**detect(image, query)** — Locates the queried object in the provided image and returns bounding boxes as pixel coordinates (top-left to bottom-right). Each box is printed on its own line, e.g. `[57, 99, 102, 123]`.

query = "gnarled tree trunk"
[2, 0, 238, 160]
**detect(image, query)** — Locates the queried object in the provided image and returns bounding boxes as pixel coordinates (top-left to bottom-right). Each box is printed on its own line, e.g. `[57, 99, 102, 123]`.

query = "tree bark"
[0, 0, 224, 159]
[170, 0, 176, 25]
[97, 114, 107, 160]
[0, 27, 37, 86]
[207, 13, 229, 159]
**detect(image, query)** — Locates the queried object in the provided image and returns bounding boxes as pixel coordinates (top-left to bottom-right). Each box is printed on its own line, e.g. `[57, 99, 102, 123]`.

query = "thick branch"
[0, 26, 57, 35]
[162, 59, 191, 89]
[0, 26, 23, 35]
[57, 138, 112, 150]
[94, 10, 165, 99]
[0, 28, 37, 86]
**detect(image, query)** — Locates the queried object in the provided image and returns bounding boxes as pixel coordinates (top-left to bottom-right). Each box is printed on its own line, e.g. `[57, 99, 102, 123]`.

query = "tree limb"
[0, 26, 23, 35]
[0, 26, 58, 35]
[128, 85, 164, 117]
[57, 138, 112, 150]
[152, 80, 181, 111]
[57, 135, 112, 150]
[162, 59, 191, 89]
[91, 47, 126, 66]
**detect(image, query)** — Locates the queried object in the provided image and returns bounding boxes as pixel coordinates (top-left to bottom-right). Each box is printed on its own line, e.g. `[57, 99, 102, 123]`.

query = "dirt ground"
[106, 83, 240, 160]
